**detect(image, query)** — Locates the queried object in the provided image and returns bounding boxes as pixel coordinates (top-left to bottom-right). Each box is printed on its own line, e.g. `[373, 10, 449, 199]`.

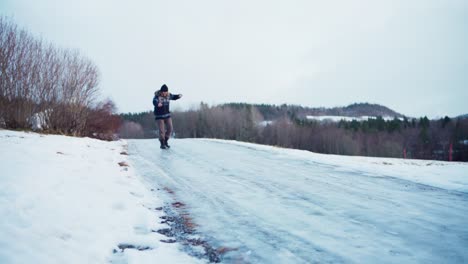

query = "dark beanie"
[161, 84, 168, 92]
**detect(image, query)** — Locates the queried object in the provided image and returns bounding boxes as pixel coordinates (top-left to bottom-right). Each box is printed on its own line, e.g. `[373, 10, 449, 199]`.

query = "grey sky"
[1, 0, 467, 118]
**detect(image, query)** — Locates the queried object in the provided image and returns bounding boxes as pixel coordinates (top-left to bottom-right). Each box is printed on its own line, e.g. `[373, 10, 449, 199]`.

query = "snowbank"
[0, 130, 204, 264]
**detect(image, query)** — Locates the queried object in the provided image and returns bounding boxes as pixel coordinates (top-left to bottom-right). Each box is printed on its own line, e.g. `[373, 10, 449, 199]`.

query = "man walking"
[153, 84, 182, 149]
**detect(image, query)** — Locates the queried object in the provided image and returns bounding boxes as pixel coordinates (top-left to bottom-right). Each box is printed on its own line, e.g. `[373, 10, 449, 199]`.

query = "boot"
[159, 139, 167, 149]
[164, 139, 170, 148]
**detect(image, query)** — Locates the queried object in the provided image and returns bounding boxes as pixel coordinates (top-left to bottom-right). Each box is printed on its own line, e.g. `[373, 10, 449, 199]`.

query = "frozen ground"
[2, 129, 466, 264]
[129, 138, 468, 264]
[0, 130, 204, 264]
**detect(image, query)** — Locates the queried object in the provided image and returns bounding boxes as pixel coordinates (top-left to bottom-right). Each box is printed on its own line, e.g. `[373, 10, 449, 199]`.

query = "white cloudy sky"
[1, 0, 467, 117]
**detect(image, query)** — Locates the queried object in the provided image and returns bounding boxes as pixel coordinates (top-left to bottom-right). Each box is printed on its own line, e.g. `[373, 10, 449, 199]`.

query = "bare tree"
[0, 16, 101, 136]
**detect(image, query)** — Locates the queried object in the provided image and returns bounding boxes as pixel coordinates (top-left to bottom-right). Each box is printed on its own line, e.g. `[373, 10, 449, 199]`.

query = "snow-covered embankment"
[0, 130, 203, 264]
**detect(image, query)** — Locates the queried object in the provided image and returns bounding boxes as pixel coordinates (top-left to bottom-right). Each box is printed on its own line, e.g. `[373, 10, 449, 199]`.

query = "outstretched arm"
[170, 94, 183, 100]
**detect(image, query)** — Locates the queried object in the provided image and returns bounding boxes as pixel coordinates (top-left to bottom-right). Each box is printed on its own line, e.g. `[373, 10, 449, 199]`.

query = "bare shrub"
[85, 99, 121, 140]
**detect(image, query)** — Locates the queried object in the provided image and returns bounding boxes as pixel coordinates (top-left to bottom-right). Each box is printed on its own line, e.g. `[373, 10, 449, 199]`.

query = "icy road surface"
[128, 138, 468, 264]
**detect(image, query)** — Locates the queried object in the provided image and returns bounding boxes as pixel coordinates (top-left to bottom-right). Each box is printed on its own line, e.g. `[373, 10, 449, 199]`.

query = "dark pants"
[157, 118, 173, 141]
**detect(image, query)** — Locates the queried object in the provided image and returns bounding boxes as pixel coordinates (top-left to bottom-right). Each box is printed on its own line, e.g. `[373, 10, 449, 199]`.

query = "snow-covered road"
[128, 138, 468, 264]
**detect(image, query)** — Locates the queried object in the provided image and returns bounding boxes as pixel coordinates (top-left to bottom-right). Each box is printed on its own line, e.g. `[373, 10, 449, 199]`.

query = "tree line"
[0, 17, 120, 139]
[120, 103, 468, 161]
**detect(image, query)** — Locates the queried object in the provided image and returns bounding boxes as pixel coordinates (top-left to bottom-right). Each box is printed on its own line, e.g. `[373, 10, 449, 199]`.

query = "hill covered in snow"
[224, 102, 405, 120]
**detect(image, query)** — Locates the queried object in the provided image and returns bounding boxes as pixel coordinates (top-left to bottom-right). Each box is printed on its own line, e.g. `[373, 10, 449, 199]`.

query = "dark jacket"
[153, 91, 181, 120]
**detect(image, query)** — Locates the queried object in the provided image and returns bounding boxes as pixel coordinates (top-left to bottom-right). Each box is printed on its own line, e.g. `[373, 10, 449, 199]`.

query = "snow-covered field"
[0, 130, 203, 264]
[129, 138, 468, 263]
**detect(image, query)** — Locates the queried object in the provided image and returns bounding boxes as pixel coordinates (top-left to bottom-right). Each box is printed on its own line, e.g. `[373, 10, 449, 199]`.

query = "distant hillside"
[223, 102, 404, 120]
[333, 103, 404, 118]
[457, 114, 468, 119]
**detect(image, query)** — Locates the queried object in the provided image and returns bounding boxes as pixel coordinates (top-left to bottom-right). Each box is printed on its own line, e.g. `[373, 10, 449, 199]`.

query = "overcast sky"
[1, 0, 467, 117]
